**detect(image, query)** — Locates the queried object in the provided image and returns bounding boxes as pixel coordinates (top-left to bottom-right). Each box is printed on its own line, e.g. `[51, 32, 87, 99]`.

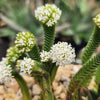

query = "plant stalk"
[28, 44, 40, 62]
[67, 51, 100, 100]
[13, 71, 31, 100]
[82, 26, 100, 64]
[42, 24, 55, 52]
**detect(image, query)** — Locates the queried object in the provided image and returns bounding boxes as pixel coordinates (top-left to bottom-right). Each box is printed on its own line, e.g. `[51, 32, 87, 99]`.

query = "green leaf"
[0, 29, 16, 37]
[73, 35, 81, 45]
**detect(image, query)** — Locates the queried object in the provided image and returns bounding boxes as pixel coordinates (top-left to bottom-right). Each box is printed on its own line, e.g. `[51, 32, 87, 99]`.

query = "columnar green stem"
[28, 44, 40, 62]
[42, 24, 55, 52]
[40, 74, 56, 100]
[95, 66, 100, 84]
[42, 62, 58, 84]
[13, 71, 31, 100]
[82, 26, 100, 64]
[67, 51, 100, 100]
[50, 65, 59, 83]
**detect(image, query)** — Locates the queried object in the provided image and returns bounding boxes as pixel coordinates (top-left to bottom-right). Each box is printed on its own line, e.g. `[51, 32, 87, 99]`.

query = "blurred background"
[0, 0, 100, 61]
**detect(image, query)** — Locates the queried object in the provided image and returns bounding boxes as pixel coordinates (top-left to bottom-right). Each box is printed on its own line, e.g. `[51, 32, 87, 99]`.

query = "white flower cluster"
[15, 32, 35, 53]
[93, 14, 100, 28]
[6, 46, 21, 62]
[40, 42, 75, 66]
[40, 51, 51, 62]
[35, 4, 62, 27]
[16, 57, 35, 74]
[0, 58, 13, 83]
[50, 42, 75, 66]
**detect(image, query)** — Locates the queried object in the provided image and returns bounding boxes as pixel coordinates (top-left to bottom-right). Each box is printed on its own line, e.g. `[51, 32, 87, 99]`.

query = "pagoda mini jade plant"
[0, 4, 75, 100]
[0, 3, 100, 100]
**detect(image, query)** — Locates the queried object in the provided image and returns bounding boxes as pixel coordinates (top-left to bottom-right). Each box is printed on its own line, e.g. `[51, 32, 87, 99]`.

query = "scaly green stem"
[95, 66, 100, 84]
[28, 44, 40, 62]
[82, 26, 100, 64]
[42, 62, 58, 84]
[67, 51, 100, 100]
[40, 74, 56, 100]
[12, 71, 31, 100]
[42, 24, 55, 52]
[50, 65, 59, 83]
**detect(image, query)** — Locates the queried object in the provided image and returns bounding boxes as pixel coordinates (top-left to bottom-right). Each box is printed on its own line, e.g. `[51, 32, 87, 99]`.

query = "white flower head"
[16, 57, 35, 74]
[50, 42, 76, 66]
[15, 32, 35, 53]
[40, 50, 51, 62]
[6, 46, 21, 62]
[0, 58, 13, 83]
[93, 14, 100, 28]
[35, 4, 62, 27]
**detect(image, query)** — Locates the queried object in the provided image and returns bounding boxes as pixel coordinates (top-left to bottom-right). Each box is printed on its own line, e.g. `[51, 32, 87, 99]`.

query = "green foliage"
[0, 0, 42, 37]
[56, 0, 100, 44]
[95, 66, 100, 84]
[79, 87, 99, 100]
[12, 70, 31, 100]
[67, 51, 100, 99]
[0, 29, 16, 37]
[42, 25, 55, 51]
[82, 26, 100, 64]
[28, 44, 41, 62]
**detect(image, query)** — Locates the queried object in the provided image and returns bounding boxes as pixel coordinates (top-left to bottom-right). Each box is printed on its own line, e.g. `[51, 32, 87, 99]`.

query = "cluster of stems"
[2, 4, 62, 100]
[1, 3, 100, 100]
[67, 17, 100, 100]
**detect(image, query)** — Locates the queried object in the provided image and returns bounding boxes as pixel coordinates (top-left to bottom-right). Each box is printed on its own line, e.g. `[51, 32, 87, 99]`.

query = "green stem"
[82, 26, 100, 64]
[28, 44, 40, 62]
[67, 51, 100, 100]
[50, 65, 59, 83]
[42, 24, 55, 52]
[40, 74, 56, 100]
[42, 62, 58, 84]
[95, 66, 100, 84]
[12, 71, 31, 100]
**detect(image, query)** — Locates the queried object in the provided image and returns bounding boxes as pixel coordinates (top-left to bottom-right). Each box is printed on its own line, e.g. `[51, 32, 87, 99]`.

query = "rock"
[23, 75, 35, 88]
[32, 95, 40, 100]
[7, 88, 15, 93]
[73, 66, 79, 72]
[0, 95, 4, 100]
[60, 92, 66, 99]
[32, 84, 41, 95]
[0, 86, 6, 94]
[54, 85, 63, 95]
[53, 81, 58, 90]
[14, 89, 23, 100]
[61, 76, 70, 89]
[5, 79, 19, 93]
[55, 74, 61, 82]
[4, 93, 16, 99]
[14, 96, 23, 100]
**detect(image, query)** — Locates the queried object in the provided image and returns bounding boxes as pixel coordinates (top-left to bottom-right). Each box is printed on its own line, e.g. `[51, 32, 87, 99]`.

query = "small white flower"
[40, 51, 51, 62]
[0, 58, 13, 83]
[50, 42, 76, 66]
[16, 57, 35, 74]
[15, 32, 35, 53]
[93, 14, 100, 28]
[35, 4, 62, 27]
